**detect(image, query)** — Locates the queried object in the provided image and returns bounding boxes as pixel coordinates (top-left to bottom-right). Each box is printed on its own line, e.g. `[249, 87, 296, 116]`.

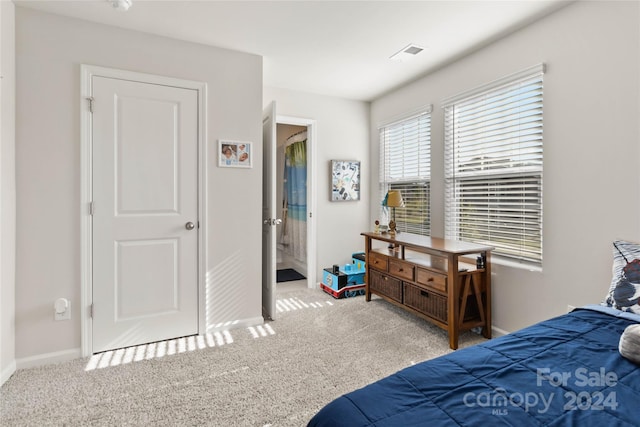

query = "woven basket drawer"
[369, 270, 402, 302]
[403, 283, 447, 322]
[368, 252, 389, 272]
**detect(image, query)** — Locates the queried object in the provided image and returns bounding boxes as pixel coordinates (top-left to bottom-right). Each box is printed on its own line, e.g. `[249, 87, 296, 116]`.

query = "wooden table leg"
[364, 236, 371, 302]
[458, 274, 472, 329]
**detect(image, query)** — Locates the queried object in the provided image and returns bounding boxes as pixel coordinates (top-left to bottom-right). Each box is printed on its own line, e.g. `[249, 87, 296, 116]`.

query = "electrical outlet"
[54, 300, 71, 321]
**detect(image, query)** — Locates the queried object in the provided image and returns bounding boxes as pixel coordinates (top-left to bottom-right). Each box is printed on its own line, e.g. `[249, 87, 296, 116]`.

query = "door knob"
[263, 218, 283, 226]
[185, 222, 195, 230]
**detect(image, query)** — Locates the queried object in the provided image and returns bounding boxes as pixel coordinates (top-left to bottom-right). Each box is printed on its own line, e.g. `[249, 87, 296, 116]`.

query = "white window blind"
[444, 64, 544, 265]
[379, 110, 431, 235]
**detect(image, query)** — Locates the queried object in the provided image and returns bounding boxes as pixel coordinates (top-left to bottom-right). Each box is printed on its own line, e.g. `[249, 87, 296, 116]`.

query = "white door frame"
[80, 65, 207, 357]
[277, 115, 317, 288]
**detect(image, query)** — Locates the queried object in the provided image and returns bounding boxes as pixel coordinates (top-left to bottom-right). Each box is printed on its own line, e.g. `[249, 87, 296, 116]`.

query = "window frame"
[378, 107, 432, 236]
[443, 64, 545, 267]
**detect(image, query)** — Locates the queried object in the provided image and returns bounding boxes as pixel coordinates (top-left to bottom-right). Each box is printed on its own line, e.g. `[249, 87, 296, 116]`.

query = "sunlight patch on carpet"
[85, 332, 235, 371]
[248, 324, 276, 338]
[276, 296, 334, 313]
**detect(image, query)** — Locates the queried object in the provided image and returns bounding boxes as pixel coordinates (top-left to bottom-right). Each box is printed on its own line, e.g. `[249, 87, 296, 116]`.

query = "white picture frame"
[218, 140, 252, 168]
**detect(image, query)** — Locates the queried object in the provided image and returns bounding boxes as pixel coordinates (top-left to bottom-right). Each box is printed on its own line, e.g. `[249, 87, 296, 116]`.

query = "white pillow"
[619, 324, 640, 364]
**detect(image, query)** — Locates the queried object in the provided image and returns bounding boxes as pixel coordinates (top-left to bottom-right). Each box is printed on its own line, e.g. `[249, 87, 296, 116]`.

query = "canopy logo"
[462, 367, 619, 416]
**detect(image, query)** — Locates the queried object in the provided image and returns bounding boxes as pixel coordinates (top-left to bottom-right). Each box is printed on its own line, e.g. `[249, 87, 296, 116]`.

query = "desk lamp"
[384, 190, 404, 236]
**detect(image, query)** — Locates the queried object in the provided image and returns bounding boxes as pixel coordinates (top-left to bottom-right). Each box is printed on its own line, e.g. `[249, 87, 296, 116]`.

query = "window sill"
[491, 255, 543, 273]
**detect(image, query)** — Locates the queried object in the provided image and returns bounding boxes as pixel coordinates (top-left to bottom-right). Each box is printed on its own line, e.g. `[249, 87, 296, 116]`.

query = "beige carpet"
[1, 287, 486, 426]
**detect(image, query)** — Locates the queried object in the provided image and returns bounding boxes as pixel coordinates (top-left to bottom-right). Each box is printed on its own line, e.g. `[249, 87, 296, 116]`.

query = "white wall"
[15, 8, 263, 363]
[371, 0, 640, 333]
[0, 0, 17, 385]
[264, 88, 370, 281]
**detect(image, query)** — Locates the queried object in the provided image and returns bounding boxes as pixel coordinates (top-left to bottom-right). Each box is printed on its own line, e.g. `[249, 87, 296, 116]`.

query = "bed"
[309, 240, 640, 426]
[308, 306, 640, 426]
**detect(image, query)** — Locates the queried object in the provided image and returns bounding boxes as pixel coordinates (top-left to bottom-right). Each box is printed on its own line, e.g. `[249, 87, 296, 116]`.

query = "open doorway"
[274, 120, 316, 292]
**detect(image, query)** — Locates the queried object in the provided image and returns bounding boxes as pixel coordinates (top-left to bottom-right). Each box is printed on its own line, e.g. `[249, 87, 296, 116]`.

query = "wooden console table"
[362, 232, 493, 350]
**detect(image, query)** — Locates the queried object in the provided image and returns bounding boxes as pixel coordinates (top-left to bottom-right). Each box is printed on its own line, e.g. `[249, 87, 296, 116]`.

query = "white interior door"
[262, 102, 278, 320]
[91, 76, 199, 353]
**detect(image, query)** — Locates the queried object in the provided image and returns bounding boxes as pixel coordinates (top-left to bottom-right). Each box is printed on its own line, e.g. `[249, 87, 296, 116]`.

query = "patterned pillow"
[604, 240, 640, 314]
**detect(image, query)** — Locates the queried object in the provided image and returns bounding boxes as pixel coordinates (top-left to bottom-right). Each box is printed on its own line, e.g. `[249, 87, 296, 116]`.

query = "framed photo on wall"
[331, 160, 360, 201]
[219, 140, 252, 168]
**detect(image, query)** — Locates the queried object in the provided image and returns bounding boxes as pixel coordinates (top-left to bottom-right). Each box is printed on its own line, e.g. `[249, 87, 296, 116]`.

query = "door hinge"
[89, 201, 95, 216]
[90, 303, 94, 318]
[86, 97, 94, 113]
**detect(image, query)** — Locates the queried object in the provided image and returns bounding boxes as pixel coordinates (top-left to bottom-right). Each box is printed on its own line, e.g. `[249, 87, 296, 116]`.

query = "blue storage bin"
[339, 263, 365, 285]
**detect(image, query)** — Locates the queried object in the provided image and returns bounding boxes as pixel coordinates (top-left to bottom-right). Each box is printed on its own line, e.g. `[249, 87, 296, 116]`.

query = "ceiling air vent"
[389, 44, 425, 62]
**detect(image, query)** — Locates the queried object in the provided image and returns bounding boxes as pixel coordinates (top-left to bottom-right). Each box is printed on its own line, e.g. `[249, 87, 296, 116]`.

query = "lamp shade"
[385, 190, 404, 208]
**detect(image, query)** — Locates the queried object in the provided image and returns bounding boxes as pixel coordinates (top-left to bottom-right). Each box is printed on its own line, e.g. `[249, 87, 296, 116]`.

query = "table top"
[361, 231, 494, 255]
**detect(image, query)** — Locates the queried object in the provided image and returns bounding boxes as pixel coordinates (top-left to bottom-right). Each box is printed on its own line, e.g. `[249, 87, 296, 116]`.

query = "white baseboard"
[492, 325, 510, 338]
[1, 360, 16, 386]
[14, 318, 268, 371]
[16, 348, 82, 370]
[206, 316, 264, 334]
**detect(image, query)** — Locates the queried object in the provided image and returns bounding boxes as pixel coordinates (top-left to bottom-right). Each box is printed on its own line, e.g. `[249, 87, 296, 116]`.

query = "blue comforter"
[308, 307, 640, 426]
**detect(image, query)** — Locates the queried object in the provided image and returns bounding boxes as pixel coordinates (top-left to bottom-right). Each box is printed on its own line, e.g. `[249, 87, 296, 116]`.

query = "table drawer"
[403, 283, 447, 323]
[416, 268, 447, 294]
[368, 252, 389, 271]
[369, 270, 402, 303]
[389, 259, 414, 282]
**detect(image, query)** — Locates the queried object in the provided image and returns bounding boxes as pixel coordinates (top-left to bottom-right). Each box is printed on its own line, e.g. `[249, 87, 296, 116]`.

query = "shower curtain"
[281, 132, 307, 263]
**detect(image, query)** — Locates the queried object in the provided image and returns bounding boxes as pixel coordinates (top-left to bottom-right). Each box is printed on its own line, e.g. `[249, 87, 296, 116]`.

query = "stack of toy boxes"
[351, 252, 365, 274]
[321, 252, 366, 298]
[321, 267, 347, 291]
[344, 252, 365, 285]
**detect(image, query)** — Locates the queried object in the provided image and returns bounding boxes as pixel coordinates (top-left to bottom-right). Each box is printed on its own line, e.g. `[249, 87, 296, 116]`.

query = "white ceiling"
[15, 0, 571, 101]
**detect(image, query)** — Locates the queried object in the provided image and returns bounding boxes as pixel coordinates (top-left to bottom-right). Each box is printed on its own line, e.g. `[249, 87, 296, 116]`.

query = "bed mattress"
[308, 307, 640, 426]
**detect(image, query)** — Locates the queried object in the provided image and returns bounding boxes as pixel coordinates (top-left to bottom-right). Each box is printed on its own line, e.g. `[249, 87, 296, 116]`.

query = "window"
[379, 108, 431, 235]
[444, 64, 544, 265]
